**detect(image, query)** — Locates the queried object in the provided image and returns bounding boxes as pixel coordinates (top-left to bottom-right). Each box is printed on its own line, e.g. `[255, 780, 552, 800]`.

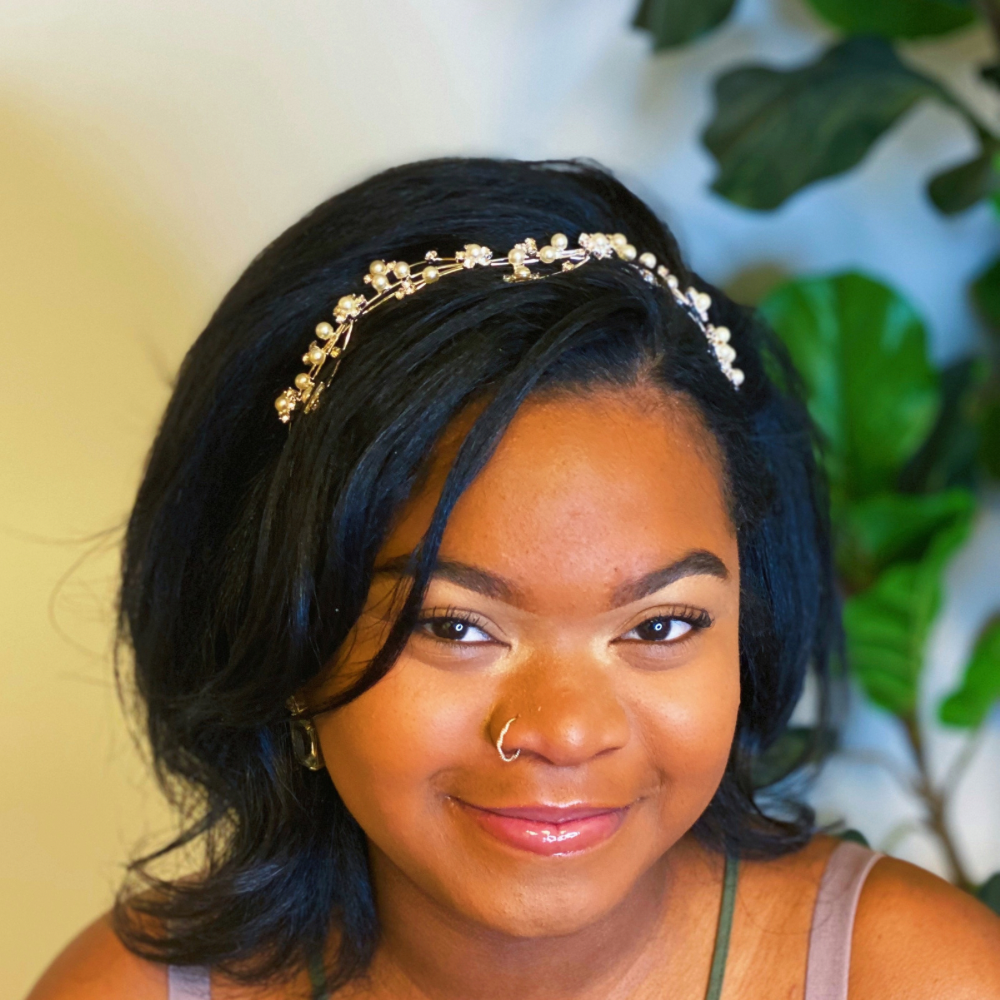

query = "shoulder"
[851, 854, 1000, 999]
[25, 913, 167, 1000]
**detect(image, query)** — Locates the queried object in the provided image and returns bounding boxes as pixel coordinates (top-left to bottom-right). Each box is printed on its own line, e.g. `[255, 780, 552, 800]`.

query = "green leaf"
[839, 828, 871, 847]
[838, 488, 975, 592]
[703, 37, 944, 210]
[981, 393, 1000, 480]
[804, 0, 977, 39]
[898, 358, 985, 494]
[928, 138, 1000, 214]
[751, 725, 835, 787]
[940, 615, 1000, 727]
[845, 514, 973, 716]
[632, 0, 737, 50]
[978, 872, 1000, 916]
[760, 272, 940, 505]
[971, 252, 1000, 336]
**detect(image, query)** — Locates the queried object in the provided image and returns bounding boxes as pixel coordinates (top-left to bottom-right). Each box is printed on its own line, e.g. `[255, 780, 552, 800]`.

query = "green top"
[306, 855, 740, 1000]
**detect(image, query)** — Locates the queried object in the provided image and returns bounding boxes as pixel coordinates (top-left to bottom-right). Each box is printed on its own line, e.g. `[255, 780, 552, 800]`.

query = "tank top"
[167, 841, 882, 1000]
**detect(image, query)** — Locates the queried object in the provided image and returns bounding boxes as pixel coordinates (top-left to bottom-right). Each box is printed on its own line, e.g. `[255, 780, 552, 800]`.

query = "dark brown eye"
[623, 617, 693, 643]
[418, 617, 492, 643]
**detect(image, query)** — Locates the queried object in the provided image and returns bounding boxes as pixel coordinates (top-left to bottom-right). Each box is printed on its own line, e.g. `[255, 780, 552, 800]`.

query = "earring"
[287, 696, 324, 771]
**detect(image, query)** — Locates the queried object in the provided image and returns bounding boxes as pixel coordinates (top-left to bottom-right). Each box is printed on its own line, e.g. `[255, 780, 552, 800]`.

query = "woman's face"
[312, 388, 741, 937]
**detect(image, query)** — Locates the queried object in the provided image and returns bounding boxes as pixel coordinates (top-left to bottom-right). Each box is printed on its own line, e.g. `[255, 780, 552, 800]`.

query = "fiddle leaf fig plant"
[702, 39, 947, 211]
[634, 0, 1000, 906]
[759, 270, 989, 893]
[631, 0, 737, 50]
[803, 0, 978, 39]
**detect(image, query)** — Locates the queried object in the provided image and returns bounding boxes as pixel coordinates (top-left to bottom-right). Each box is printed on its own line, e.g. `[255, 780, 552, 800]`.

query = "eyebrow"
[372, 549, 728, 610]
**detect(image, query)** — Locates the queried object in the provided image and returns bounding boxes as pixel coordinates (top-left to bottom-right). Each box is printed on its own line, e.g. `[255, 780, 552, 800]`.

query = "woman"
[30, 159, 1000, 999]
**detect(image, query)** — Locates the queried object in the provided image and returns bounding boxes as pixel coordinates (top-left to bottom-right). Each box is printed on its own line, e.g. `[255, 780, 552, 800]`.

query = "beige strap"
[167, 965, 211, 1000]
[804, 841, 883, 1000]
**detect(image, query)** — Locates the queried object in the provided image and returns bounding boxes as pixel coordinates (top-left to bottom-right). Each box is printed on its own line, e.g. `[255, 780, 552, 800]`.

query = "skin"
[28, 387, 1000, 1000]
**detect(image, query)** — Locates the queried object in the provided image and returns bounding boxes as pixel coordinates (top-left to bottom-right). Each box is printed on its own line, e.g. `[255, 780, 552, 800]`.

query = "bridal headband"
[274, 231, 743, 423]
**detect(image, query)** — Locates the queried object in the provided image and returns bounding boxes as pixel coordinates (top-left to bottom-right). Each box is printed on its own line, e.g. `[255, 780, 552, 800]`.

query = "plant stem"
[974, 0, 1000, 52]
[902, 714, 976, 892]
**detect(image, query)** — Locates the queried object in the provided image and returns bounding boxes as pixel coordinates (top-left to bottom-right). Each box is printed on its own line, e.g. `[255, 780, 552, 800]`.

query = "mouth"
[453, 800, 630, 857]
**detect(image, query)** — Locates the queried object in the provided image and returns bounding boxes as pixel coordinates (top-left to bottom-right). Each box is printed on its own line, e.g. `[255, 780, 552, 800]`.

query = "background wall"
[2, 1, 999, 996]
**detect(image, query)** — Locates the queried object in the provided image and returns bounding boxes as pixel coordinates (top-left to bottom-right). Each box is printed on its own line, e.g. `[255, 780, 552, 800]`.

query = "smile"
[454, 801, 629, 856]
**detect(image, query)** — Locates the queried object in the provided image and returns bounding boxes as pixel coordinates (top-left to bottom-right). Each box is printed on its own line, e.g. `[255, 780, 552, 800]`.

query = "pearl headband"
[274, 231, 743, 423]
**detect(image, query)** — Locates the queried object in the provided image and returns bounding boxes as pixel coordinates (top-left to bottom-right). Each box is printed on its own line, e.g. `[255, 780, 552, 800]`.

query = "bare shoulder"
[851, 855, 1000, 999]
[25, 913, 166, 1000]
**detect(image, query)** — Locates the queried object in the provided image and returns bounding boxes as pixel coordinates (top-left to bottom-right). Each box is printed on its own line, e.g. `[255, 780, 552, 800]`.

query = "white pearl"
[667, 275, 679, 290]
[393, 261, 410, 279]
[295, 373, 313, 390]
[713, 325, 731, 343]
[730, 368, 745, 387]
[369, 260, 387, 275]
[275, 395, 290, 412]
[539, 245, 558, 264]
[508, 247, 526, 266]
[593, 233, 610, 249]
[309, 347, 325, 364]
[371, 274, 389, 292]
[338, 295, 355, 311]
[611, 233, 628, 249]
[695, 291, 712, 313]
[716, 343, 736, 365]
[550, 232, 569, 250]
[622, 244, 637, 261]
[514, 265, 531, 280]
[422, 266, 440, 283]
[639, 252, 657, 269]
[315, 322, 334, 340]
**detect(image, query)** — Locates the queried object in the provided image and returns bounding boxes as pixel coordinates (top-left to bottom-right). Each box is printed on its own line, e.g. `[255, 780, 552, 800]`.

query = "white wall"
[2, 1, 998, 995]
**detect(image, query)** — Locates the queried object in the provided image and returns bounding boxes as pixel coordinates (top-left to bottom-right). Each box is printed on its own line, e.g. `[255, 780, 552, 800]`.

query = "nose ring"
[496, 716, 520, 762]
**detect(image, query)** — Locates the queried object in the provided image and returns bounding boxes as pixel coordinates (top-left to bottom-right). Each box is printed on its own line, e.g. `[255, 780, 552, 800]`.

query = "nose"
[489, 654, 630, 767]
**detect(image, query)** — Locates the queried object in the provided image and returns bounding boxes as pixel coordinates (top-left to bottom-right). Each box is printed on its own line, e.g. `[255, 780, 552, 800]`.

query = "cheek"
[631, 636, 741, 812]
[316, 658, 487, 847]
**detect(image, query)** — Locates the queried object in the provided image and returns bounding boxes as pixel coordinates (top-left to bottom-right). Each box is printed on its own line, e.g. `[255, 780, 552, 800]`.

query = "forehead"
[381, 388, 736, 609]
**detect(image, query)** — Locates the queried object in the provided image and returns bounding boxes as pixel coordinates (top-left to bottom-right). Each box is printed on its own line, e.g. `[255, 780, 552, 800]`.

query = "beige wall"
[3, 2, 999, 997]
[0, 102, 211, 997]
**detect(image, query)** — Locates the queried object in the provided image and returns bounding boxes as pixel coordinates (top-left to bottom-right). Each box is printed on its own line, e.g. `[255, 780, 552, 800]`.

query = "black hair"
[114, 157, 836, 988]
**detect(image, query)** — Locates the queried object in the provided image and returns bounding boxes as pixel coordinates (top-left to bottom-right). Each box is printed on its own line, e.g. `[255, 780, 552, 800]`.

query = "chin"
[428, 839, 665, 939]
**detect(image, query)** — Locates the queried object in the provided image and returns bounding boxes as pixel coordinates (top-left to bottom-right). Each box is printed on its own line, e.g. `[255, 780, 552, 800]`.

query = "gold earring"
[287, 697, 324, 771]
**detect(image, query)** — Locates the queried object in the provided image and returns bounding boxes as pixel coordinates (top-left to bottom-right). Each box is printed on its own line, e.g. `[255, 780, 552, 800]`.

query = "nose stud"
[496, 716, 520, 762]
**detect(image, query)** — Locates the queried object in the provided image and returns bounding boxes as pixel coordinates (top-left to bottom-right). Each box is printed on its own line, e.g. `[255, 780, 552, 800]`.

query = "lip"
[455, 800, 629, 856]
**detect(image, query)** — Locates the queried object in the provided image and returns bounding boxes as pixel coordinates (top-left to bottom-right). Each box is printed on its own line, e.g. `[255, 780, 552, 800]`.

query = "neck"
[359, 837, 718, 1000]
